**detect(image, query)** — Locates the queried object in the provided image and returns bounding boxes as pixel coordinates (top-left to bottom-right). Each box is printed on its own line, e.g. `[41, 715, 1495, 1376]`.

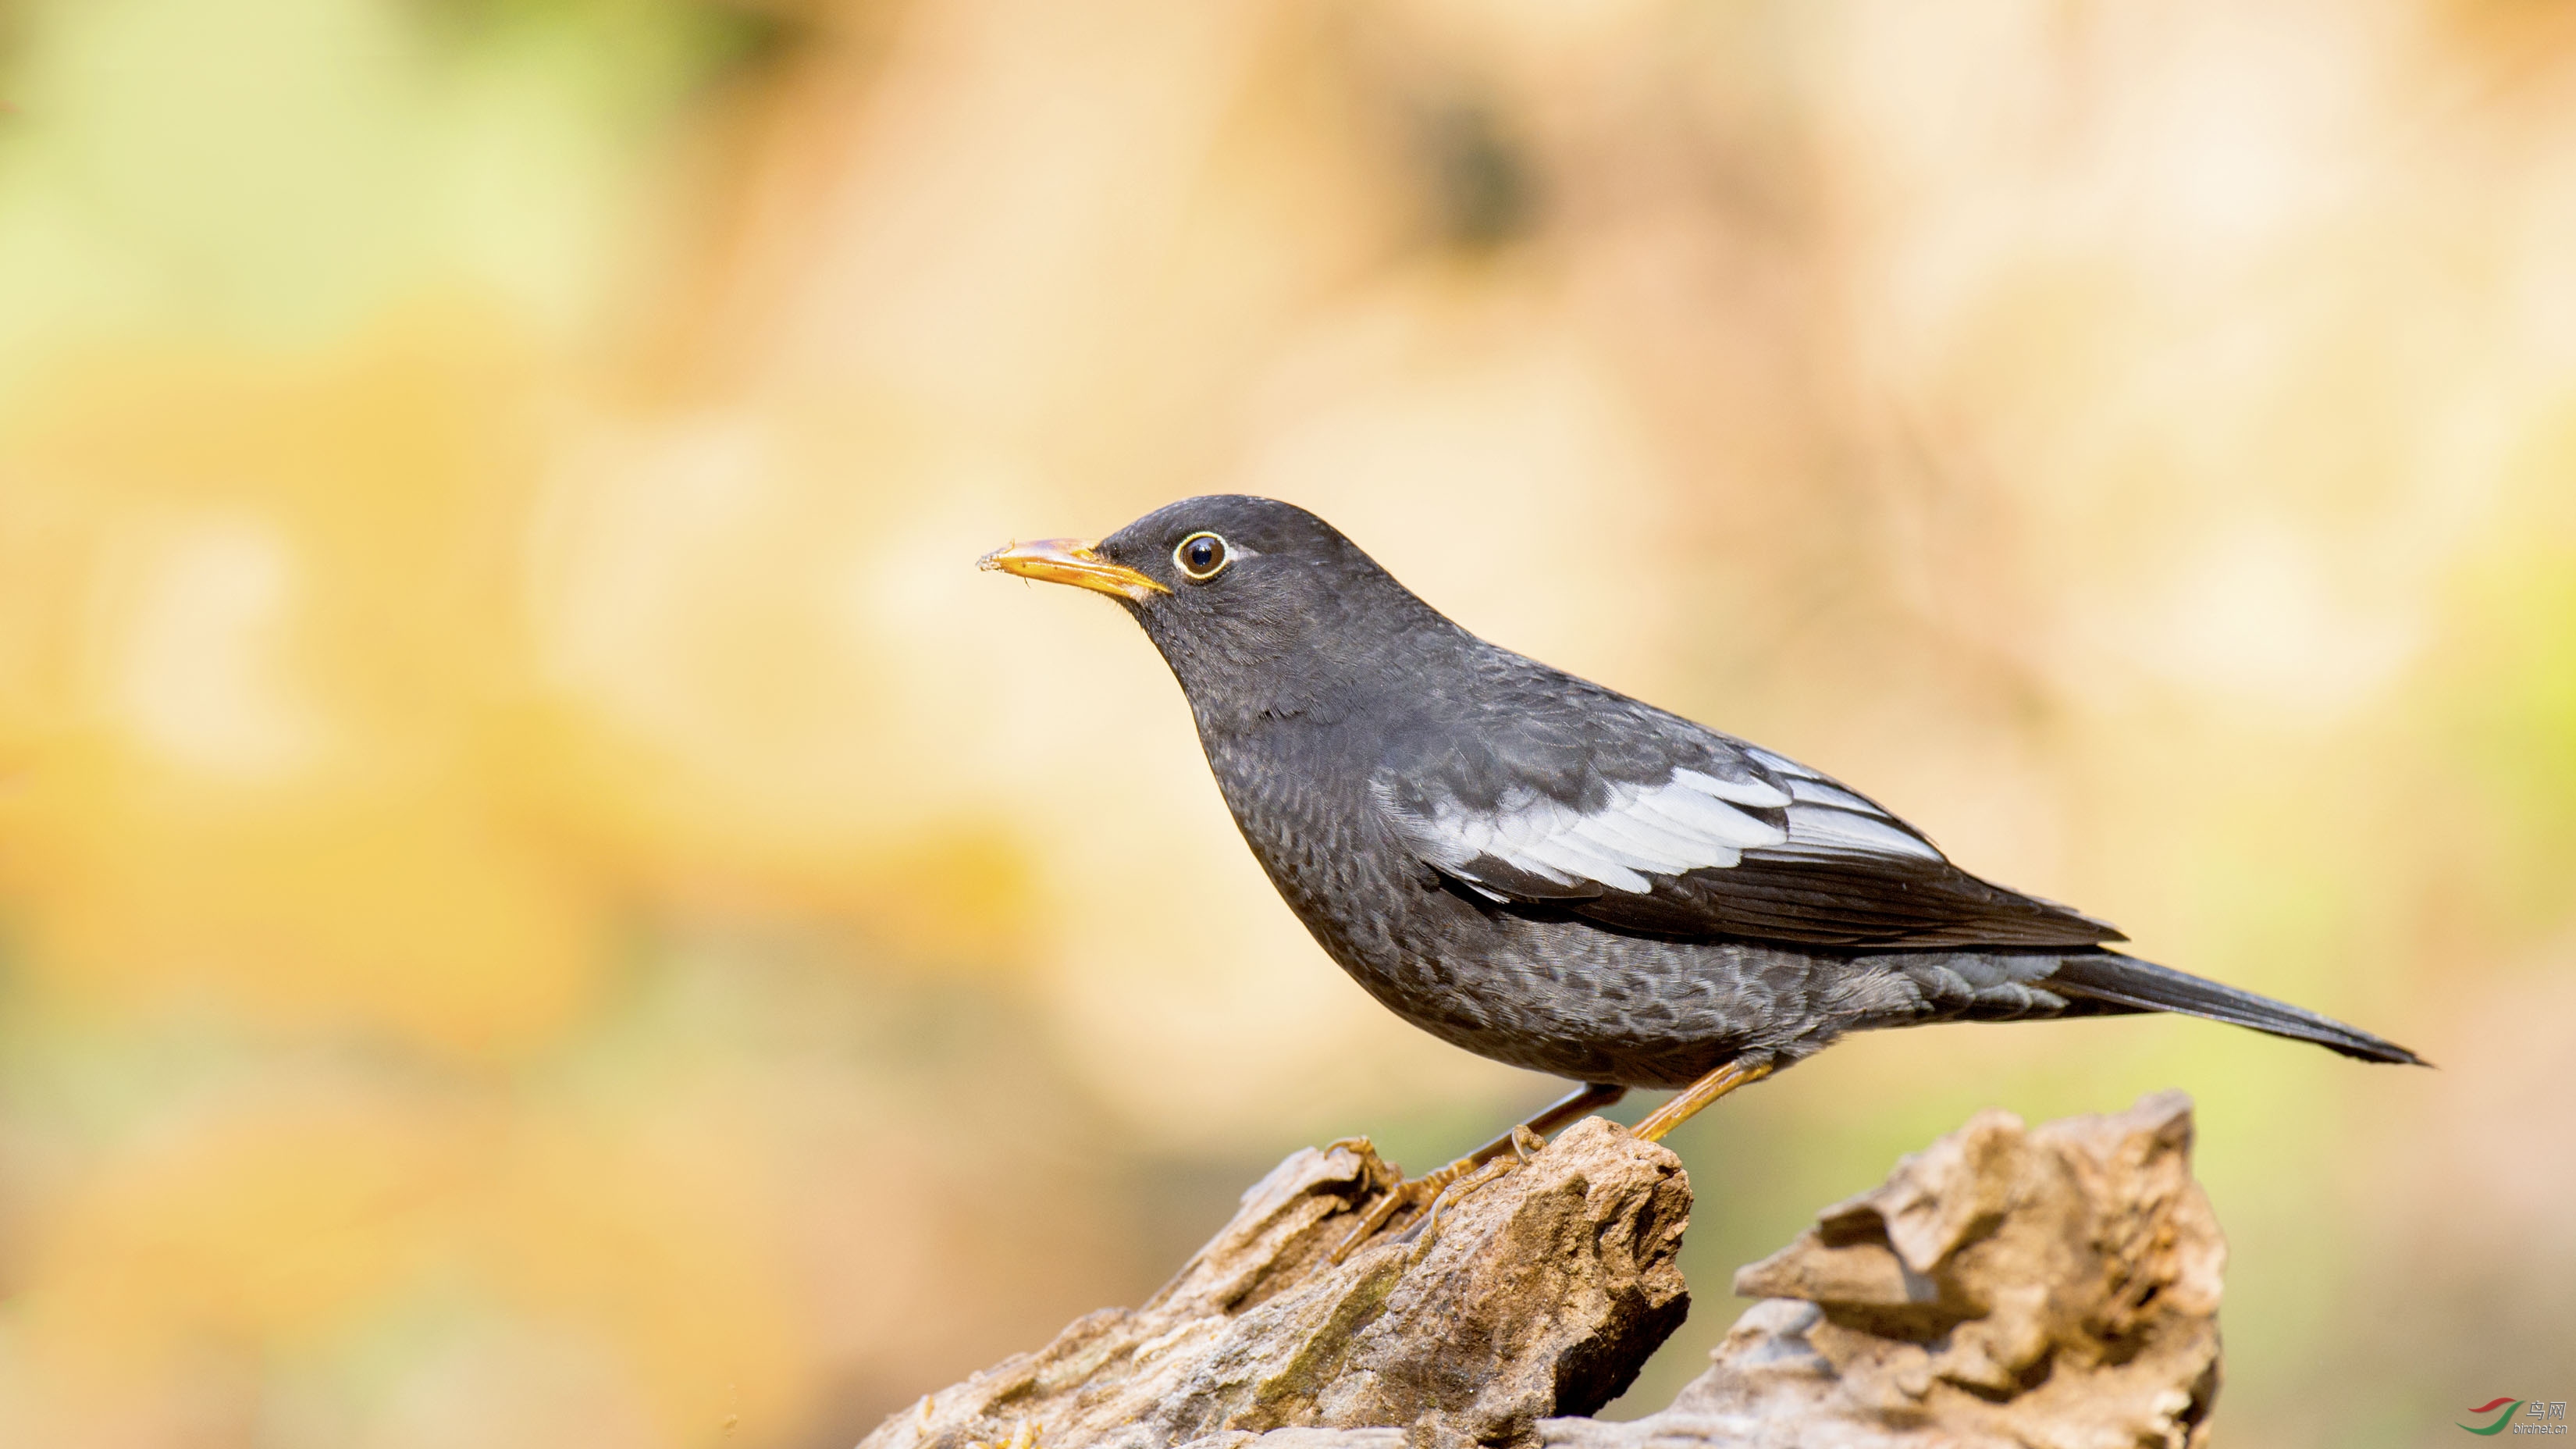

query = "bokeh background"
[0, 0, 2571, 1444]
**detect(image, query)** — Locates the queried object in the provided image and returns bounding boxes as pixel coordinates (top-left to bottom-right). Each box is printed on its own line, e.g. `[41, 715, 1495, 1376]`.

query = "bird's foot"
[1389, 1125, 1546, 1255]
[1328, 1163, 1453, 1264]
[1323, 1083, 1625, 1264]
[1330, 1124, 1546, 1263]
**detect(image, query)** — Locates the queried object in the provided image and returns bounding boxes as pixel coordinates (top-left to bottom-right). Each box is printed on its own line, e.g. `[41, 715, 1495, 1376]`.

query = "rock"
[859, 1093, 2225, 1449]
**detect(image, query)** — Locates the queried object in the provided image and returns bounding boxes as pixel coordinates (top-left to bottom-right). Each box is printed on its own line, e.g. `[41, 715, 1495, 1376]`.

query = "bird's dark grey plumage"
[984, 495, 2421, 1105]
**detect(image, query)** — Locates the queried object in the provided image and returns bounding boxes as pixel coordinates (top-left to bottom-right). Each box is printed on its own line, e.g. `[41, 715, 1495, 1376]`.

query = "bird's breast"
[1201, 727, 1424, 948]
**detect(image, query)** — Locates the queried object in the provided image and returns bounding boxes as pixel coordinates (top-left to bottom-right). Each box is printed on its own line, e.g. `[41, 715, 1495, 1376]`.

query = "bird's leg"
[1329, 1081, 1627, 1262]
[1630, 1059, 1774, 1141]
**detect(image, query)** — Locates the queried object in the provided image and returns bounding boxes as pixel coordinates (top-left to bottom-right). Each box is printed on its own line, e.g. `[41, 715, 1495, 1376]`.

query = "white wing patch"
[1752, 749, 1942, 862]
[1389, 771, 1788, 892]
[1782, 775, 1874, 810]
[1386, 753, 1942, 898]
[1671, 768, 1791, 807]
[1781, 803, 1941, 860]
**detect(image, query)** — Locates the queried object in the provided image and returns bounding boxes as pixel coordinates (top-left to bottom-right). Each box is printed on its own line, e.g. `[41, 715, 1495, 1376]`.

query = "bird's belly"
[1291, 876, 1844, 1089]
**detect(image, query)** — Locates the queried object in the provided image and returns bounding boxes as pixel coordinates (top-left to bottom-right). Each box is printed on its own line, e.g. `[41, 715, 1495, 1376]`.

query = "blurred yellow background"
[0, 0, 2571, 1444]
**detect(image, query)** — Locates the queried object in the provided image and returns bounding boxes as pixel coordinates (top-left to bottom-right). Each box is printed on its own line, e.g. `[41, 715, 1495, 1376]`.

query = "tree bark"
[861, 1091, 2222, 1449]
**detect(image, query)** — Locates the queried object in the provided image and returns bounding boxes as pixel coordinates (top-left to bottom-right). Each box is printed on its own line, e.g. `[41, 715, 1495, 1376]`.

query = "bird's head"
[978, 495, 1459, 724]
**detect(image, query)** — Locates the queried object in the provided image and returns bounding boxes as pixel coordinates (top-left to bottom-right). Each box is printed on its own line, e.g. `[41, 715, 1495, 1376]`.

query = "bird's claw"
[1391, 1152, 1525, 1254]
[1327, 1147, 1487, 1263]
[1330, 1132, 1546, 1264]
[1321, 1084, 1617, 1265]
[1328, 1169, 1442, 1264]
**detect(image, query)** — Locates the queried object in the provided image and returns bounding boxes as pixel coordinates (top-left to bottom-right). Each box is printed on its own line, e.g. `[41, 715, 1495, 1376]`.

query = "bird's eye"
[1174, 531, 1230, 581]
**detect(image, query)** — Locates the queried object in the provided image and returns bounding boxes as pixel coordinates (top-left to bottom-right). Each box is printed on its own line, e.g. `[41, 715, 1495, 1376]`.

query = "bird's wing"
[1370, 697, 2121, 949]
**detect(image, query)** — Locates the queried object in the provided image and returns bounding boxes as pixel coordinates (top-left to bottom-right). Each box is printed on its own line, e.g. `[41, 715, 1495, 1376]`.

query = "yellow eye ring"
[1173, 531, 1231, 582]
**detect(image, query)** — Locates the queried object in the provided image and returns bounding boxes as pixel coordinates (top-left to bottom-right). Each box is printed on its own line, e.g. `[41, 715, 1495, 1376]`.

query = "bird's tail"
[2044, 952, 2428, 1066]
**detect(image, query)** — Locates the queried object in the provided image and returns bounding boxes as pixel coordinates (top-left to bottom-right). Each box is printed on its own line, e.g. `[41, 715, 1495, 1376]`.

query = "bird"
[978, 495, 2423, 1252]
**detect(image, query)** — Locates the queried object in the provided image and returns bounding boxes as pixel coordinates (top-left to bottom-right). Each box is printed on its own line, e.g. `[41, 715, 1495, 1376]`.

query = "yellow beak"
[977, 537, 1169, 602]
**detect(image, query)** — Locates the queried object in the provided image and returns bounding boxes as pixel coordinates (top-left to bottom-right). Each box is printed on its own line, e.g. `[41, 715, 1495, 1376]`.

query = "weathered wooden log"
[862, 1091, 2222, 1449]
[1544, 1091, 2223, 1449]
